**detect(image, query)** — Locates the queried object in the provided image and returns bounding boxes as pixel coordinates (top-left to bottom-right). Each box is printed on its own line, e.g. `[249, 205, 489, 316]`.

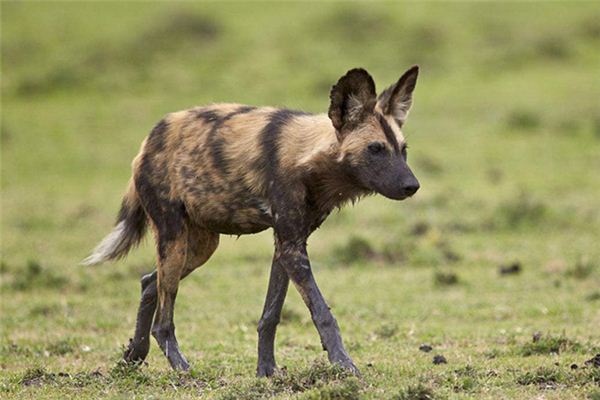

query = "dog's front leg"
[275, 237, 359, 375]
[256, 256, 290, 377]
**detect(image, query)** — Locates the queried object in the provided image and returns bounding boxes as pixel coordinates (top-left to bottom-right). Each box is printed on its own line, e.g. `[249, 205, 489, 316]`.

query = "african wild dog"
[83, 66, 420, 376]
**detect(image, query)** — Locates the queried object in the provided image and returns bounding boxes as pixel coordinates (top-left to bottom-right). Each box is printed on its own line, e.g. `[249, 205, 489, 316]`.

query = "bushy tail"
[81, 180, 147, 266]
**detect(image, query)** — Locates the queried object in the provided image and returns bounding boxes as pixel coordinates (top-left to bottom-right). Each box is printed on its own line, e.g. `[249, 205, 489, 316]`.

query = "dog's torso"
[133, 103, 355, 236]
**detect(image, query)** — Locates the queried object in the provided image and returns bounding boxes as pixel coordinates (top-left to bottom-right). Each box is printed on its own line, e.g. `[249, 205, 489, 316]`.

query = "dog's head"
[328, 66, 420, 200]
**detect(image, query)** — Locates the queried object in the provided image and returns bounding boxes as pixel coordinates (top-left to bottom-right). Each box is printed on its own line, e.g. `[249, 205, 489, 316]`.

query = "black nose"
[404, 182, 420, 196]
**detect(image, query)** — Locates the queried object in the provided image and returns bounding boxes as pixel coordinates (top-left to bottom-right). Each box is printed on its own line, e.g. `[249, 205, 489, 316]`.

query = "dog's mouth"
[382, 192, 409, 201]
[372, 183, 418, 201]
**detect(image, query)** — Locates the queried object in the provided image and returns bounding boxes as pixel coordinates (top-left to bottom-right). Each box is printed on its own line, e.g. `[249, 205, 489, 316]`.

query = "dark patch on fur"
[270, 187, 313, 243]
[259, 109, 311, 189]
[209, 139, 229, 176]
[113, 196, 148, 256]
[256, 108, 316, 242]
[376, 113, 400, 154]
[180, 165, 195, 181]
[234, 105, 257, 115]
[208, 106, 257, 175]
[136, 161, 185, 261]
[194, 109, 221, 124]
[146, 119, 169, 153]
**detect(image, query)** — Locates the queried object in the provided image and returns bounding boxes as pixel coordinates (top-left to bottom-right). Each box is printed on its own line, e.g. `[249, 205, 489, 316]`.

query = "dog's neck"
[302, 137, 370, 214]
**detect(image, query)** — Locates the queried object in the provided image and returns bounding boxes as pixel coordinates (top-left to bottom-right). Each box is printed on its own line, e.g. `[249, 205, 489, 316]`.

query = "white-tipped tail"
[81, 221, 127, 266]
[82, 178, 147, 266]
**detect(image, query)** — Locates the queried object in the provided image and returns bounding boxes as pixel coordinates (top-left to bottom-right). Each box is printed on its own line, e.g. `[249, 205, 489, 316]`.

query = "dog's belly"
[184, 192, 273, 235]
[200, 205, 273, 235]
[176, 153, 274, 234]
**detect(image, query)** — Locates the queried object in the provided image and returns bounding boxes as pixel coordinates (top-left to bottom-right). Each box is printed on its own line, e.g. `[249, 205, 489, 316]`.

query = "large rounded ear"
[377, 65, 419, 126]
[328, 68, 377, 134]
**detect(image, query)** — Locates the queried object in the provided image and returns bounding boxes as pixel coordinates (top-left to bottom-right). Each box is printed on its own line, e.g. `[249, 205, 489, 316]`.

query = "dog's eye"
[368, 142, 385, 155]
[401, 145, 408, 161]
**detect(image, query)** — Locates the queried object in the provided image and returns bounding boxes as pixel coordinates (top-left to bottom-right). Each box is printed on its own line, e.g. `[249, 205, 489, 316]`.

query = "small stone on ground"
[433, 354, 447, 365]
[419, 344, 433, 353]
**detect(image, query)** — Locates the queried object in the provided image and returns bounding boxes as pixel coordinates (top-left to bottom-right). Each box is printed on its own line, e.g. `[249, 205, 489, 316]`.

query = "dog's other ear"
[377, 65, 419, 126]
[328, 68, 377, 134]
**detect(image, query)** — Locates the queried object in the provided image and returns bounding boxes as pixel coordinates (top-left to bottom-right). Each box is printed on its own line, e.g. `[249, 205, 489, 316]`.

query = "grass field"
[2, 2, 600, 399]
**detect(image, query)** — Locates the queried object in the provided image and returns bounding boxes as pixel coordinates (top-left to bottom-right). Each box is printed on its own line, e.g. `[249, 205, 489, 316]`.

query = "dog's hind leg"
[179, 224, 219, 281]
[150, 224, 189, 370]
[123, 270, 158, 364]
[123, 225, 218, 366]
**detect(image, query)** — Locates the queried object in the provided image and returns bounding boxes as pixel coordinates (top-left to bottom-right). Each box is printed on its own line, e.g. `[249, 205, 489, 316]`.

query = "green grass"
[2, 1, 600, 399]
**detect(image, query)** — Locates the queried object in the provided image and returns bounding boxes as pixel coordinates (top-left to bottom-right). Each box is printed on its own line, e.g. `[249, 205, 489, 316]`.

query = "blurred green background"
[1, 2, 600, 399]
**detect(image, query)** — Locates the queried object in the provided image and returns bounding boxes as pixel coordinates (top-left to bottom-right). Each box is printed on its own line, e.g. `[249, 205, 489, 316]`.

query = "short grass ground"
[2, 2, 600, 399]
